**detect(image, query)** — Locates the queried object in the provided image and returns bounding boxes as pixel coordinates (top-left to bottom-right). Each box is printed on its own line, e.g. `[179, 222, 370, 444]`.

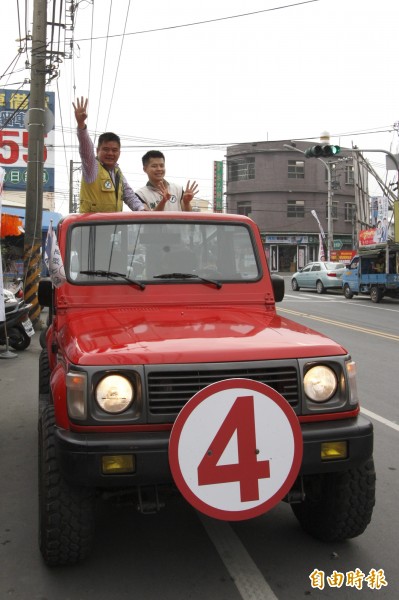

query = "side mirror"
[271, 274, 285, 302]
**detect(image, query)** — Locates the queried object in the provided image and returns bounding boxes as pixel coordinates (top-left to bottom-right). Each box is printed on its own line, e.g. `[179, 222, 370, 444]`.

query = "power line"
[74, 0, 324, 42]
[103, 0, 131, 132]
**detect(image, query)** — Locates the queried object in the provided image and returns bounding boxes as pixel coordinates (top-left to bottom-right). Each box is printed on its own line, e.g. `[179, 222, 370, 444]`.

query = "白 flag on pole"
[318, 233, 326, 261]
[311, 210, 326, 262]
[44, 220, 66, 288]
[311, 209, 325, 240]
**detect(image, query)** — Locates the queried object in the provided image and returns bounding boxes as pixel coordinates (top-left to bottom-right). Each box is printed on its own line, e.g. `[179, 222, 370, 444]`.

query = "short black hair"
[142, 150, 165, 166]
[97, 132, 121, 148]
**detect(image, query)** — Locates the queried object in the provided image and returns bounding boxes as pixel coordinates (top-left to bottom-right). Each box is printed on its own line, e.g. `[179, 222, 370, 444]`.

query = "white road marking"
[198, 512, 279, 600]
[361, 408, 399, 432]
[284, 293, 399, 312]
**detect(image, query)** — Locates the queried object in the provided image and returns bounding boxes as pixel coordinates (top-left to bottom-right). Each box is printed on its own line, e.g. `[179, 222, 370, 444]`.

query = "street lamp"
[284, 144, 334, 260]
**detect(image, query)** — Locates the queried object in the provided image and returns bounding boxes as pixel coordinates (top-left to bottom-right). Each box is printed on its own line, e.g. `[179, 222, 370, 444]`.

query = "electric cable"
[103, 0, 131, 132]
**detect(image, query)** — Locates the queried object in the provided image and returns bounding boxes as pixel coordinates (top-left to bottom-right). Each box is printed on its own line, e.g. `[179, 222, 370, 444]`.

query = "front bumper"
[55, 414, 373, 488]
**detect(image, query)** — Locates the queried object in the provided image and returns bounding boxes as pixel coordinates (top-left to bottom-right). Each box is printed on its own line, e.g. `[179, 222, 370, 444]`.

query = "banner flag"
[318, 233, 326, 261]
[311, 209, 325, 239]
[44, 220, 66, 288]
[311, 210, 326, 262]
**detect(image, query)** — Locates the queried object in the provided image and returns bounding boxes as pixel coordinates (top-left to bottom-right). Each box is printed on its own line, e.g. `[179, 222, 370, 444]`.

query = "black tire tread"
[291, 458, 376, 542]
[39, 406, 95, 566]
[39, 349, 50, 395]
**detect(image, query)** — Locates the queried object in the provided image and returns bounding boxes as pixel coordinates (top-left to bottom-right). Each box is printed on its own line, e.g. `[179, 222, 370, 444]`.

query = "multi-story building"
[226, 139, 368, 272]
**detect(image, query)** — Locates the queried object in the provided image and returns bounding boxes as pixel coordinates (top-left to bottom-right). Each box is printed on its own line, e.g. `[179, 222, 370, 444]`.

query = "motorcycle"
[1, 289, 35, 351]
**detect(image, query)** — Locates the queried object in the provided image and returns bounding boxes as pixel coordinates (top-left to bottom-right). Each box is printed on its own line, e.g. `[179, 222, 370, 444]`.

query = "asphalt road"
[1, 288, 398, 599]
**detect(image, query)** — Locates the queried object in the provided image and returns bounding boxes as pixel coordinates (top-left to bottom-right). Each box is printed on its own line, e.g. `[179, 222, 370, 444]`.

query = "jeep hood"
[58, 305, 346, 366]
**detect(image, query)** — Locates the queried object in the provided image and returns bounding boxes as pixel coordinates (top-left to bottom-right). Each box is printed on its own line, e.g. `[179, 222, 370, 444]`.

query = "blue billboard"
[0, 89, 55, 192]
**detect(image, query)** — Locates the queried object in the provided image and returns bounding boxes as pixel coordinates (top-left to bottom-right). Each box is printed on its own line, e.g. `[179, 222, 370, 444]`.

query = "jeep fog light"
[102, 455, 135, 474]
[321, 441, 348, 460]
[67, 373, 87, 419]
[304, 365, 337, 402]
[96, 375, 133, 413]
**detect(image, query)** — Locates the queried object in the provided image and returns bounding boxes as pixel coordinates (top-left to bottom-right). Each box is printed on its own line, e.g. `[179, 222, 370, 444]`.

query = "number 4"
[197, 395, 270, 502]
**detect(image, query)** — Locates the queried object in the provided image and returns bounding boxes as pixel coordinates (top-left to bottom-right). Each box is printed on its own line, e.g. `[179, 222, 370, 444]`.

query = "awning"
[0, 206, 63, 232]
[1, 213, 24, 237]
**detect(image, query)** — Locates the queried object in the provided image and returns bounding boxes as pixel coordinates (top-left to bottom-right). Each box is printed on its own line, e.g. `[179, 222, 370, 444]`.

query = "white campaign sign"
[169, 378, 303, 521]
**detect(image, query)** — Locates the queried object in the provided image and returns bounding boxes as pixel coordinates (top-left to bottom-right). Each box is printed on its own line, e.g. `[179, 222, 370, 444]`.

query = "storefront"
[262, 233, 354, 272]
[262, 234, 319, 272]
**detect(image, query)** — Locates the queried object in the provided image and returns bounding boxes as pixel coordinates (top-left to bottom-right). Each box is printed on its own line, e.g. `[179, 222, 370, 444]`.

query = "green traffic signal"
[325, 144, 341, 156]
[304, 144, 341, 158]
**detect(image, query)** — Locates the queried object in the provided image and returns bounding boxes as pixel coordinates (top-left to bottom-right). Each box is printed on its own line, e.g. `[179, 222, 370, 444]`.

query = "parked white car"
[291, 261, 346, 294]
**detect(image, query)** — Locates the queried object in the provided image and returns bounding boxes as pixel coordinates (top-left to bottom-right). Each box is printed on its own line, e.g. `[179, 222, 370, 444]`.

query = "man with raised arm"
[73, 97, 146, 213]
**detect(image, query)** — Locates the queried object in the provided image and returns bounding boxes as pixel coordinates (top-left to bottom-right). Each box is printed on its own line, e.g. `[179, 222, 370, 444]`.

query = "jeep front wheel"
[291, 459, 375, 542]
[38, 406, 95, 566]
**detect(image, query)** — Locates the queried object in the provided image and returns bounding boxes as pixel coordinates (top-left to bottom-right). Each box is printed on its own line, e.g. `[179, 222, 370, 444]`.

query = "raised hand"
[182, 180, 199, 205]
[157, 180, 171, 203]
[72, 96, 88, 129]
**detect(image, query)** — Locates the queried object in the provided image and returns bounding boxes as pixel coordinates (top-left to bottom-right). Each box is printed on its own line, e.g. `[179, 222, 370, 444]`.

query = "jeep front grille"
[147, 364, 299, 418]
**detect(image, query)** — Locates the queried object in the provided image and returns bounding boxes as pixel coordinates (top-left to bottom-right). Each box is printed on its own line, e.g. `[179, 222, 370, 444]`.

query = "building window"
[288, 160, 305, 179]
[325, 201, 339, 220]
[228, 157, 255, 182]
[345, 203, 355, 222]
[345, 165, 354, 185]
[237, 201, 252, 217]
[287, 199, 305, 217]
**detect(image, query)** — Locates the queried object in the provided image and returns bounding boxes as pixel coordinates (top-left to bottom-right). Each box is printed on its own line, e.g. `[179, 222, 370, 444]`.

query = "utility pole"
[325, 163, 333, 260]
[24, 0, 47, 326]
[69, 160, 81, 213]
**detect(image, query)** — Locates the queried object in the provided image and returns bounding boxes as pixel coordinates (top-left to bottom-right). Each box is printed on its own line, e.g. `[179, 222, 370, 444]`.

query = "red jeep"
[38, 211, 375, 566]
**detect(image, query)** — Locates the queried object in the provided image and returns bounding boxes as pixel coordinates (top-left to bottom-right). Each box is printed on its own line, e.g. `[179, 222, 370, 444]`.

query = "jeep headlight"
[304, 365, 337, 402]
[96, 375, 134, 413]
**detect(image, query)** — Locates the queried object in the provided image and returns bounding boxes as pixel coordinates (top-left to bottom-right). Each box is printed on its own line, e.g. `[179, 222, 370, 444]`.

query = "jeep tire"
[38, 406, 95, 566]
[39, 349, 51, 417]
[291, 458, 375, 542]
[39, 349, 50, 395]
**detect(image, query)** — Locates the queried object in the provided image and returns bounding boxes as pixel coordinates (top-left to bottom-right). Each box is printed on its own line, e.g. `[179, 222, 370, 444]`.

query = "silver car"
[291, 261, 346, 294]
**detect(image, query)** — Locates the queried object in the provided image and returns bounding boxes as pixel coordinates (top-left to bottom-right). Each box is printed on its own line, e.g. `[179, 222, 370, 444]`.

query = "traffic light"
[304, 144, 341, 158]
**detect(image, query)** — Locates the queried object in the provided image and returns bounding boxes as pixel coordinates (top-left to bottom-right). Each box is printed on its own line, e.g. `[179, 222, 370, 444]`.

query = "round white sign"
[169, 378, 303, 520]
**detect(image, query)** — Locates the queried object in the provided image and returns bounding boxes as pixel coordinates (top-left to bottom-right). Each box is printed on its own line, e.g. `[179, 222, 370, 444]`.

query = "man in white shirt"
[135, 150, 199, 211]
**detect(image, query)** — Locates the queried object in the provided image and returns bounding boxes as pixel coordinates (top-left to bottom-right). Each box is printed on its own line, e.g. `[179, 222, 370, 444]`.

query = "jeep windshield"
[67, 220, 260, 284]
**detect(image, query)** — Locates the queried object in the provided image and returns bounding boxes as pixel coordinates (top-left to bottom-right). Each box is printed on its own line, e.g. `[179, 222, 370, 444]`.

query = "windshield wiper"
[153, 272, 222, 289]
[79, 270, 146, 290]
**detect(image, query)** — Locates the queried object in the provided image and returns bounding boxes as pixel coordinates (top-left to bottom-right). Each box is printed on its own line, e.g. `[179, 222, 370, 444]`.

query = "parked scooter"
[1, 289, 35, 351]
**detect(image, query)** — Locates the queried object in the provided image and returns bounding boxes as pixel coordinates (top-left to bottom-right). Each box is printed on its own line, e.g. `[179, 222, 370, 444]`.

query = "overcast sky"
[1, 0, 398, 214]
